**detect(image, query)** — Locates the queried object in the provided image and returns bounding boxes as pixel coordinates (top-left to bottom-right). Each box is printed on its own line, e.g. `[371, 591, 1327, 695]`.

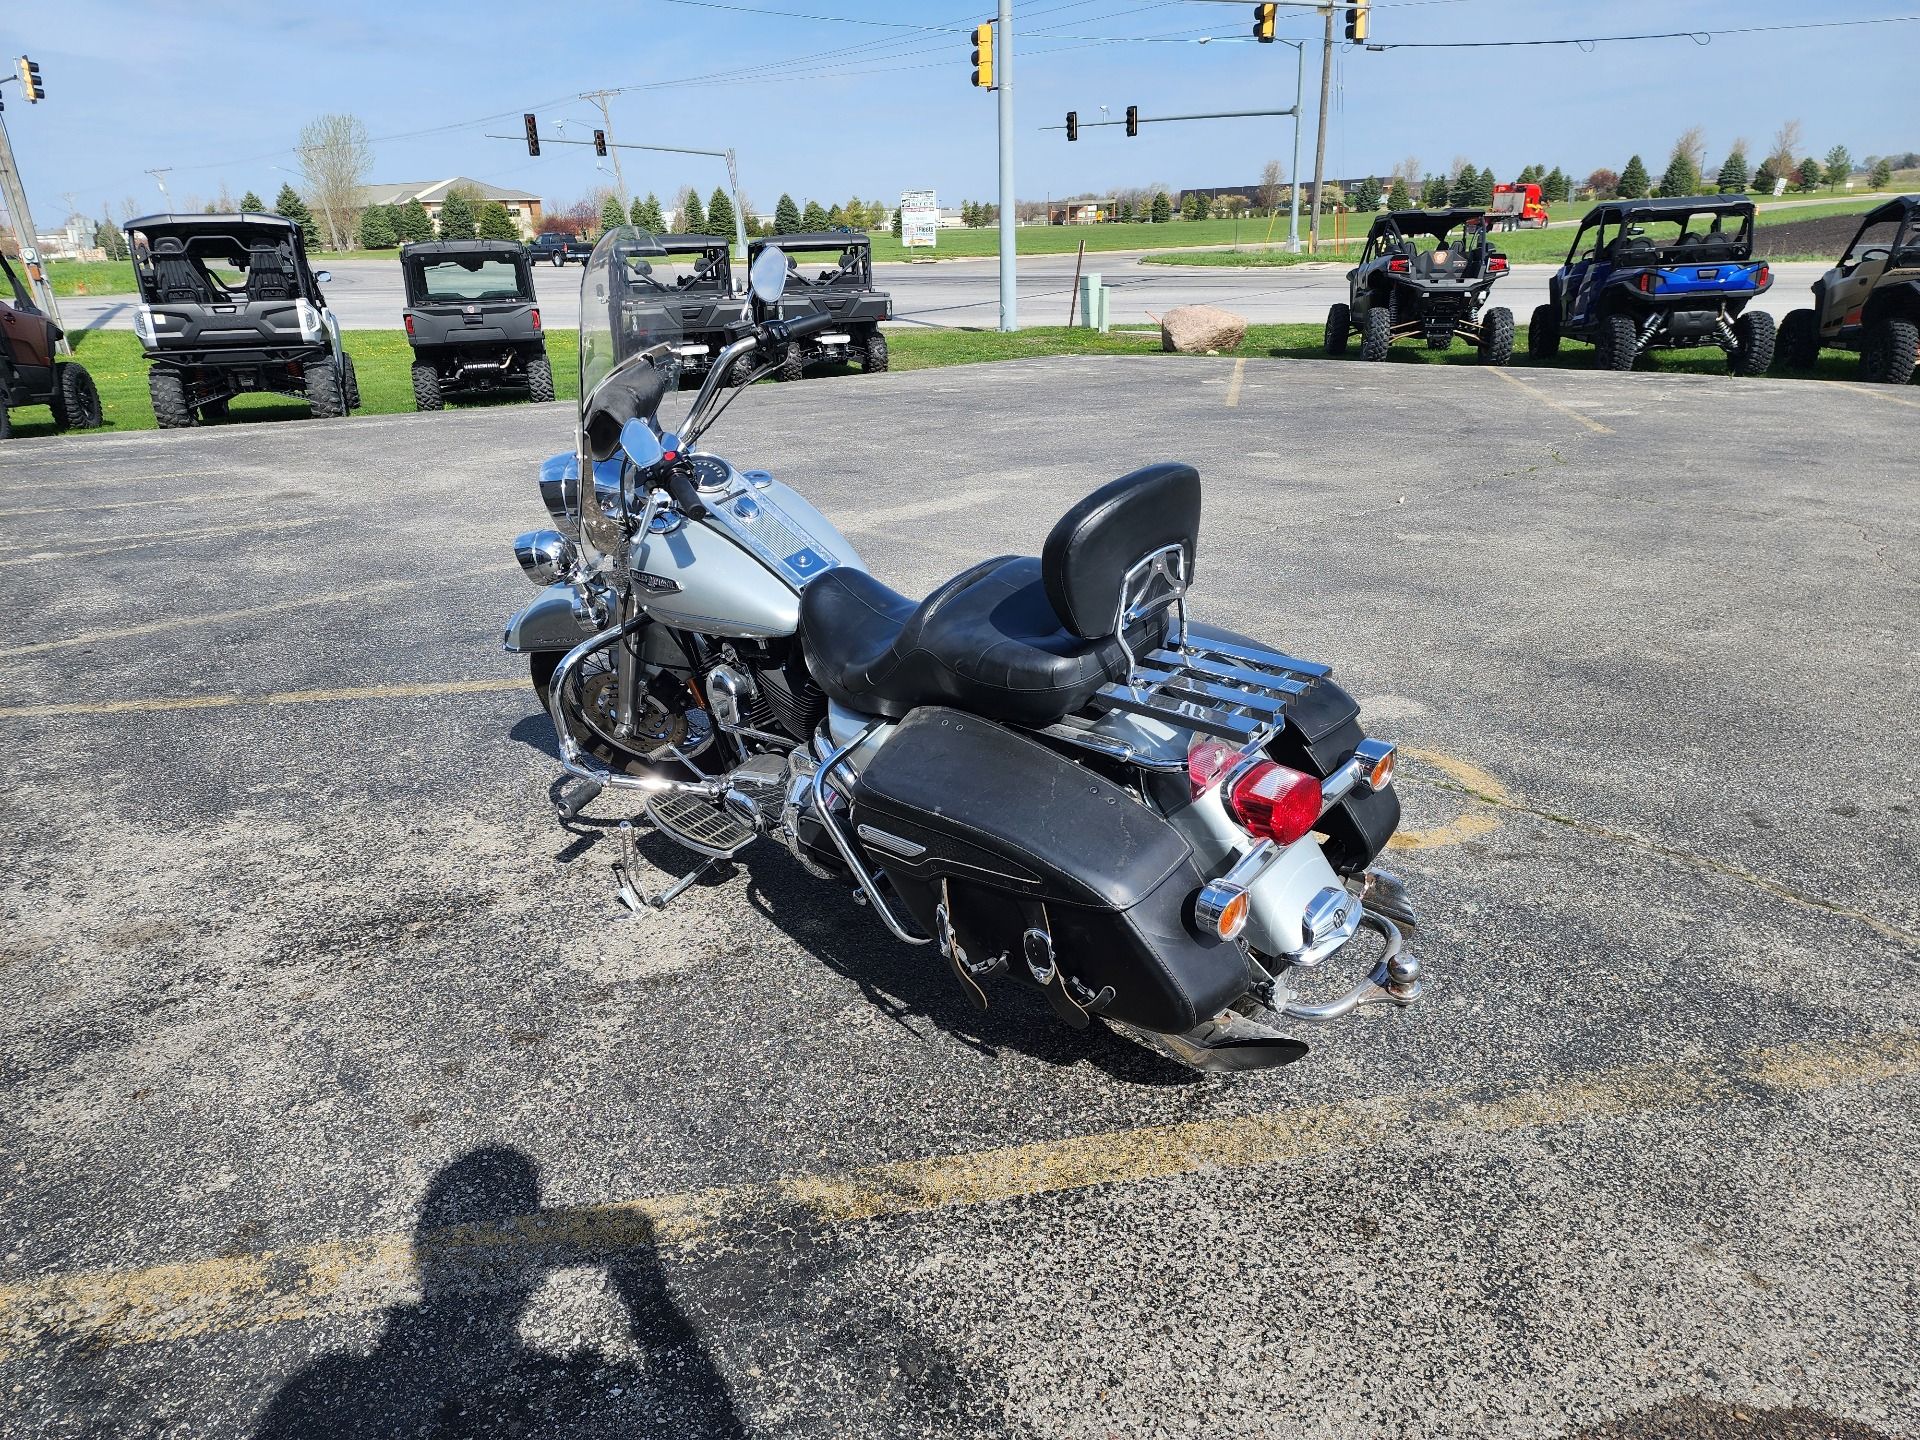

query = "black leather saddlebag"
[849, 707, 1250, 1034]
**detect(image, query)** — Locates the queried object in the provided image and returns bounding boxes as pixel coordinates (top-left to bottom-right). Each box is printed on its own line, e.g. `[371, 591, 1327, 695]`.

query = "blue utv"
[1528, 195, 1775, 374]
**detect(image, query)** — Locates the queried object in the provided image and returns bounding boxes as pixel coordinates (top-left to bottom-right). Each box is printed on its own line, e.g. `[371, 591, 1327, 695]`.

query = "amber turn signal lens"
[1217, 891, 1250, 940]
[1367, 750, 1395, 791]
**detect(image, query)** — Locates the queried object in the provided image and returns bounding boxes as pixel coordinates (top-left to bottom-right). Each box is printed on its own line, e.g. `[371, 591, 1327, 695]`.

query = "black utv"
[747, 232, 892, 379]
[1325, 208, 1514, 364]
[610, 233, 744, 387]
[402, 240, 552, 409]
[125, 212, 358, 426]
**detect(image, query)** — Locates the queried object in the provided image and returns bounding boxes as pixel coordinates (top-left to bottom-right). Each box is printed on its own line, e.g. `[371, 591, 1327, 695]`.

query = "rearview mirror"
[750, 247, 788, 305]
[619, 416, 664, 472]
[314, 269, 332, 283]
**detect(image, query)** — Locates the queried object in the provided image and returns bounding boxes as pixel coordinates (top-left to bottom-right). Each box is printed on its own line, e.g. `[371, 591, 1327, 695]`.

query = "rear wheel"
[1527, 303, 1561, 359]
[305, 358, 347, 418]
[526, 354, 556, 402]
[1594, 313, 1638, 371]
[0, 404, 10, 440]
[1728, 310, 1776, 376]
[1477, 307, 1515, 366]
[1324, 302, 1350, 355]
[1359, 306, 1393, 362]
[51, 362, 103, 430]
[1860, 316, 1920, 384]
[341, 353, 361, 410]
[411, 362, 444, 411]
[148, 368, 194, 428]
[858, 329, 889, 373]
[1778, 308, 1820, 370]
[777, 346, 805, 383]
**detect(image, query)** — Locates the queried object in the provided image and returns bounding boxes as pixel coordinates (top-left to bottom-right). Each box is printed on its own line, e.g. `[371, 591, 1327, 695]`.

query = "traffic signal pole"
[996, 0, 1016, 332]
[580, 90, 629, 206]
[1310, 2, 1331, 253]
[0, 94, 68, 353]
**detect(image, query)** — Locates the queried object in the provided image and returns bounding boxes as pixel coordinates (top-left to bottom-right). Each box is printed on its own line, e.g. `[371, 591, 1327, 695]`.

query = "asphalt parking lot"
[2, 356, 1916, 1438]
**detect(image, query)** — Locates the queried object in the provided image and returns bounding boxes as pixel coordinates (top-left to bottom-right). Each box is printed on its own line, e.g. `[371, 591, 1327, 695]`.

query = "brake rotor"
[573, 670, 712, 761]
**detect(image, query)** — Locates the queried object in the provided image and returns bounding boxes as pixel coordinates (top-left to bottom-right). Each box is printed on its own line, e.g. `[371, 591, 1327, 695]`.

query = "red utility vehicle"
[1490, 183, 1550, 230]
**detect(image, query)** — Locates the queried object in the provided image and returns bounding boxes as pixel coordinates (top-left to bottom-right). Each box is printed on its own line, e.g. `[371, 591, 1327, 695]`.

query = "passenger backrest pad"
[1041, 462, 1202, 639]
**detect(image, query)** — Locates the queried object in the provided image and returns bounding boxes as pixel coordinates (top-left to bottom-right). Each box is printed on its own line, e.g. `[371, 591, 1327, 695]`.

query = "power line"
[1365, 12, 1920, 49]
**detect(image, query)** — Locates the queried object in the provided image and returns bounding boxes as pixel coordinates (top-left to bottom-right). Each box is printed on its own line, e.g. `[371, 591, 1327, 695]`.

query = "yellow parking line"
[1834, 380, 1920, 410]
[1224, 357, 1247, 407]
[0, 567, 492, 660]
[1, 1029, 1913, 1357]
[1488, 367, 1615, 435]
[0, 677, 525, 720]
[1390, 748, 1509, 850]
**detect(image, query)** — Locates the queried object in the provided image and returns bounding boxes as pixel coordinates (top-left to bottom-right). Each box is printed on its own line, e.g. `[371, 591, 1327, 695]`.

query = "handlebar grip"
[665, 465, 707, 519]
[782, 312, 843, 341]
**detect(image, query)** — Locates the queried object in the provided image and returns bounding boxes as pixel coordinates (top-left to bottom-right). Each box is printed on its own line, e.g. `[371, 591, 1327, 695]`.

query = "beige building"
[356, 178, 545, 239]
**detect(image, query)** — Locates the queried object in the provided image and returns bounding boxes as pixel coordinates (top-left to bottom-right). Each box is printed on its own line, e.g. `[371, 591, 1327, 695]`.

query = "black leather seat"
[799, 462, 1201, 728]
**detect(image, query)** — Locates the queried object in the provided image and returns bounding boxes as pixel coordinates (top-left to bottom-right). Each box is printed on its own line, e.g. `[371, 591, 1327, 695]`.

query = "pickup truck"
[525, 232, 590, 267]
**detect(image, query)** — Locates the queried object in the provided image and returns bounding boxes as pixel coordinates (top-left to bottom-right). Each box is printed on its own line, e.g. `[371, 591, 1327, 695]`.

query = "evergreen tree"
[1871, 157, 1894, 189]
[826, 203, 846, 228]
[1422, 174, 1448, 207]
[596, 194, 624, 234]
[357, 204, 398, 249]
[775, 193, 801, 233]
[680, 188, 706, 234]
[1543, 166, 1568, 202]
[891, 206, 903, 239]
[240, 190, 266, 213]
[1350, 176, 1382, 212]
[1616, 155, 1651, 198]
[438, 190, 477, 241]
[1794, 156, 1822, 192]
[1824, 144, 1851, 190]
[1752, 159, 1779, 195]
[1656, 146, 1699, 198]
[271, 182, 314, 237]
[635, 193, 665, 231]
[1118, 198, 1135, 222]
[478, 200, 519, 242]
[395, 199, 435, 244]
[1183, 190, 1207, 221]
[1447, 166, 1477, 207]
[1151, 189, 1172, 223]
[1715, 149, 1749, 192]
[1387, 177, 1413, 210]
[94, 219, 129, 260]
[1474, 167, 1496, 207]
[801, 199, 827, 229]
[706, 186, 735, 238]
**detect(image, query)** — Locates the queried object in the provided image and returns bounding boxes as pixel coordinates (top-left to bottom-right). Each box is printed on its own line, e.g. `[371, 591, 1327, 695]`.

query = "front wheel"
[1778, 308, 1820, 370]
[1359, 307, 1393, 362]
[1477, 307, 1515, 366]
[1728, 310, 1775, 376]
[51, 362, 103, 430]
[1860, 316, 1920, 384]
[1594, 313, 1639, 371]
[777, 346, 805, 383]
[858, 329, 889, 373]
[148, 368, 194, 428]
[1527, 303, 1561, 359]
[528, 651, 712, 780]
[1324, 302, 1350, 356]
[341, 353, 362, 410]
[526, 354, 556, 402]
[305, 358, 347, 418]
[411, 362, 444, 412]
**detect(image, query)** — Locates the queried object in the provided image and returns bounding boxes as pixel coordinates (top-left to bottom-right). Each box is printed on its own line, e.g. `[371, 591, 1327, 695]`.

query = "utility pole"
[581, 90, 628, 206]
[1310, 2, 1331, 253]
[1288, 38, 1303, 252]
[996, 0, 1017, 332]
[146, 167, 172, 202]
[0, 107, 69, 351]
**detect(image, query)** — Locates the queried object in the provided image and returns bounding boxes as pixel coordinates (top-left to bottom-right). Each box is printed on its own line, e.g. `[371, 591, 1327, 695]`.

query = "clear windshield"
[577, 226, 673, 418]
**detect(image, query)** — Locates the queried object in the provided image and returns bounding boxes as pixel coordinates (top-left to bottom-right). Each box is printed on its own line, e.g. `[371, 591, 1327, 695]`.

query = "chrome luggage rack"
[1090, 632, 1331, 744]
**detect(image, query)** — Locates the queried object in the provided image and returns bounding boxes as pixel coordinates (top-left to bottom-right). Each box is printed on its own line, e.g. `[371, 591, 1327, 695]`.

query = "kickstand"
[612, 819, 715, 913]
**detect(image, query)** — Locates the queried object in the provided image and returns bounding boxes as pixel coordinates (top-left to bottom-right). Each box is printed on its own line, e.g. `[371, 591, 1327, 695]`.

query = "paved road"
[2, 359, 1916, 1437]
[57, 254, 1832, 334]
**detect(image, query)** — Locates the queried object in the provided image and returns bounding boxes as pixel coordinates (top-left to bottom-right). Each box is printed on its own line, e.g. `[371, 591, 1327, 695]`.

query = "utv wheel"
[341, 353, 362, 410]
[1728, 310, 1776, 377]
[1527, 304, 1561, 359]
[1477, 307, 1515, 366]
[1778, 308, 1820, 370]
[858, 329, 889, 374]
[51, 362, 103, 430]
[1324, 302, 1351, 356]
[526, 355, 556, 403]
[777, 346, 805, 383]
[148, 368, 195, 428]
[1860, 316, 1920, 384]
[305, 359, 347, 418]
[411, 363, 444, 412]
[1594, 313, 1639, 371]
[1359, 307, 1393, 362]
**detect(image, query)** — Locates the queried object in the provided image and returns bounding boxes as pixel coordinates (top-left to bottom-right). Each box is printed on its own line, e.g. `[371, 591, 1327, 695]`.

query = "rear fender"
[1864, 278, 1920, 327]
[503, 583, 597, 654]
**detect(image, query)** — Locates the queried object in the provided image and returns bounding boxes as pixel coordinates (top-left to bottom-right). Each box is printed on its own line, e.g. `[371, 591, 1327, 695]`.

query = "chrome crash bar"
[547, 618, 727, 799]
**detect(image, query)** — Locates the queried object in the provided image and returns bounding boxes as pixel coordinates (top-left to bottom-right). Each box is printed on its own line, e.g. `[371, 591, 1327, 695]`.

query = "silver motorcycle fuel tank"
[628, 461, 865, 638]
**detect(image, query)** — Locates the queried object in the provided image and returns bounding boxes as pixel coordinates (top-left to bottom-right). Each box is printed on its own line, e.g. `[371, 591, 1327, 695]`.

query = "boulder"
[1160, 304, 1248, 354]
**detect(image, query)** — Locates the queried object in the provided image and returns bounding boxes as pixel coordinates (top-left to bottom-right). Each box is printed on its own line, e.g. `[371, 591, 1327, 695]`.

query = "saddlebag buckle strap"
[1020, 905, 1113, 1031]
[937, 878, 1003, 1012]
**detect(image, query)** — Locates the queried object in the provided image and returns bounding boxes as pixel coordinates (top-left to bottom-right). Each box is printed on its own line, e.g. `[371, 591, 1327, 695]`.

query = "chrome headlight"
[513, 529, 577, 587]
[537, 453, 580, 523]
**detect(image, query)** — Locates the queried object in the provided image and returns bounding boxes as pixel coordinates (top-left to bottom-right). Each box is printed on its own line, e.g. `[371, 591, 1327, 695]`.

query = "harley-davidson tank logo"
[633, 571, 683, 595]
[784, 547, 833, 579]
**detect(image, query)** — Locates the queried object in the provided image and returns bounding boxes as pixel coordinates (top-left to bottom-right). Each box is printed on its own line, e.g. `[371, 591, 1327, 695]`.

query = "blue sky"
[7, 0, 1916, 226]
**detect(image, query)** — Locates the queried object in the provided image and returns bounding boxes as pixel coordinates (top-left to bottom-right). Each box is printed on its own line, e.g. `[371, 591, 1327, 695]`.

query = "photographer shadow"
[254, 1147, 748, 1440]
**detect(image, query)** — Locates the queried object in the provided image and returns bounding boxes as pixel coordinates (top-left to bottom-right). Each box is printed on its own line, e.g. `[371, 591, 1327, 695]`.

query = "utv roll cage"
[749, 232, 874, 290]
[400, 239, 535, 307]
[1563, 195, 1756, 268]
[1359, 209, 1498, 275]
[126, 212, 326, 310]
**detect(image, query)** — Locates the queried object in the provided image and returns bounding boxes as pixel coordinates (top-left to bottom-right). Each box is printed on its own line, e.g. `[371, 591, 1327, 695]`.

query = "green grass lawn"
[4, 321, 1879, 441]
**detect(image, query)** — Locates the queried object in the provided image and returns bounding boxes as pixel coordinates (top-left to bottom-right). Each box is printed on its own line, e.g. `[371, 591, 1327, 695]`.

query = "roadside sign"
[901, 189, 939, 249]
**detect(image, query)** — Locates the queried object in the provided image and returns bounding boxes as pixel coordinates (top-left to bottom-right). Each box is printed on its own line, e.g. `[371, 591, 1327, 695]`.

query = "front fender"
[503, 582, 597, 655]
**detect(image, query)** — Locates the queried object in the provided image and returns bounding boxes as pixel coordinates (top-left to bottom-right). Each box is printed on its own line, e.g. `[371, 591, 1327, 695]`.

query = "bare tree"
[1258, 159, 1284, 214]
[296, 113, 373, 251]
[1673, 125, 1708, 173]
[1390, 154, 1422, 187]
[1448, 154, 1473, 182]
[1769, 118, 1804, 172]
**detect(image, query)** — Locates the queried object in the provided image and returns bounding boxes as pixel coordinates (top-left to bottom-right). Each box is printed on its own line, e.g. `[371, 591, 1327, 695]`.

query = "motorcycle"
[503, 229, 1423, 1072]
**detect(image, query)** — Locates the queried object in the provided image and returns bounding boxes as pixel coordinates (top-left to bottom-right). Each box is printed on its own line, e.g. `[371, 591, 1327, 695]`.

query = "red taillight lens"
[1225, 760, 1323, 846]
[1637, 273, 1654, 293]
[403, 312, 415, 336]
[1489, 254, 1508, 272]
[1755, 264, 1770, 287]
[1388, 257, 1409, 273]
[531, 307, 542, 331]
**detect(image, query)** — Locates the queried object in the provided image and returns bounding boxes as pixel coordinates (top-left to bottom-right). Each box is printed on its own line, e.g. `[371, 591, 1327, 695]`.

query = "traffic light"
[523, 113, 539, 156]
[593, 129, 607, 157]
[1066, 110, 1079, 142]
[17, 56, 44, 102]
[970, 23, 993, 88]
[1125, 105, 1139, 138]
[1251, 4, 1276, 42]
[1344, 2, 1369, 43]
